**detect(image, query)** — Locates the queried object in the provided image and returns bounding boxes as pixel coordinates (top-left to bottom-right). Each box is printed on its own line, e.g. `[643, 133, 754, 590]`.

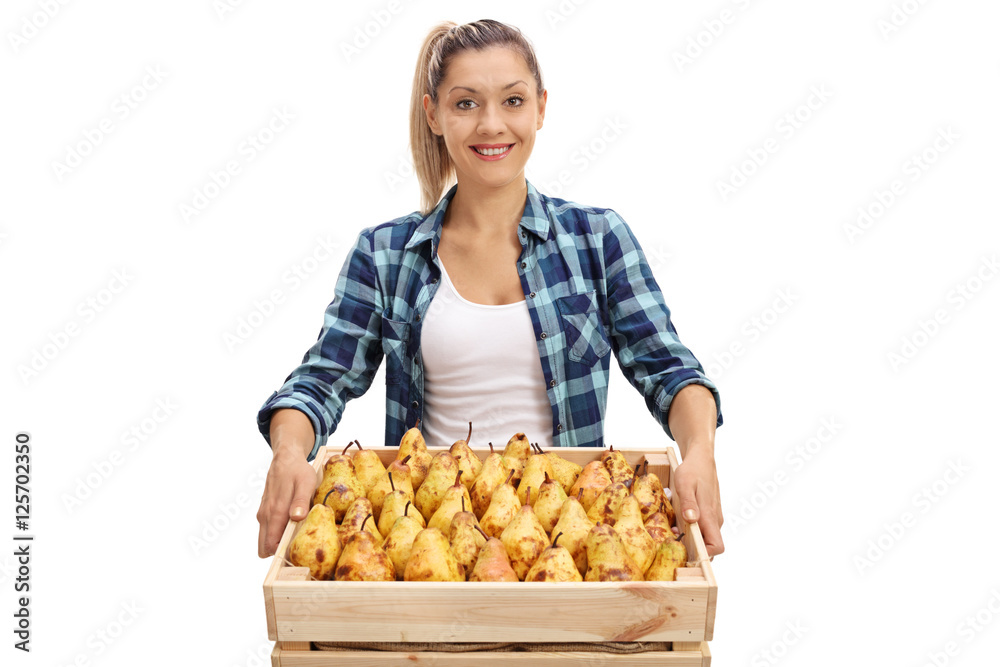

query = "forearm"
[269, 408, 315, 460]
[667, 384, 717, 458]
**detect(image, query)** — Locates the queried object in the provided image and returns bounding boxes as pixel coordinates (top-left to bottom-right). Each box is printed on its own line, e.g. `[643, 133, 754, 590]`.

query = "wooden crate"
[263, 446, 717, 657]
[270, 641, 712, 665]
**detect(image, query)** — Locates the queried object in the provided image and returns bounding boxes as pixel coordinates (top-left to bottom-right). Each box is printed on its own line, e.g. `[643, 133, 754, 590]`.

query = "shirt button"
[431, 277, 439, 284]
[411, 401, 419, 409]
[521, 262, 527, 269]
[415, 313, 421, 321]
[528, 291, 536, 298]
[549, 379, 556, 388]
[557, 424, 564, 432]
[540, 332, 547, 340]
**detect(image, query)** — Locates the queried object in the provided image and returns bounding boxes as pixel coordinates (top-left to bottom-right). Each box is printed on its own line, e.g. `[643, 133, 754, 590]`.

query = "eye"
[456, 99, 477, 110]
[505, 94, 525, 107]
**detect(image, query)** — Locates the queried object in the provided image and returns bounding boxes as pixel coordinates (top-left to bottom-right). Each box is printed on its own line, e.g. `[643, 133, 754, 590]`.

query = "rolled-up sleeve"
[256, 232, 384, 460]
[602, 210, 722, 440]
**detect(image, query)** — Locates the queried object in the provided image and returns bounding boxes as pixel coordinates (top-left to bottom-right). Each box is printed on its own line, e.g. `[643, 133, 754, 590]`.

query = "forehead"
[441, 46, 533, 92]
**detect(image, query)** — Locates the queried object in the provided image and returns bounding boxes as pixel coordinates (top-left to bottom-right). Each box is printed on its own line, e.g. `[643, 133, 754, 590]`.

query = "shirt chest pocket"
[556, 290, 611, 366]
[381, 317, 411, 385]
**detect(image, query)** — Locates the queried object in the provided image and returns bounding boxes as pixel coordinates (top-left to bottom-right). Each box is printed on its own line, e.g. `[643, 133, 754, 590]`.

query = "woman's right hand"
[256, 409, 318, 558]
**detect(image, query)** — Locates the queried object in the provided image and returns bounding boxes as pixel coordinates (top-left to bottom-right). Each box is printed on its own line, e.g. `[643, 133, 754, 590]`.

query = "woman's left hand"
[673, 445, 724, 558]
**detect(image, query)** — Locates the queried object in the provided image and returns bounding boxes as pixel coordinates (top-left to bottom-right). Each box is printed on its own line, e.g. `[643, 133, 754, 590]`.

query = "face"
[423, 46, 546, 192]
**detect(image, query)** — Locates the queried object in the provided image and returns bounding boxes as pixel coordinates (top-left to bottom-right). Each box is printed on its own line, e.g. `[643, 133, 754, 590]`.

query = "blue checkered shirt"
[258, 180, 722, 459]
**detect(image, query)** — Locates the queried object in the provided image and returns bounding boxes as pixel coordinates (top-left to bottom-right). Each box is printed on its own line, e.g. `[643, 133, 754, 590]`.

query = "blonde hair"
[409, 19, 545, 214]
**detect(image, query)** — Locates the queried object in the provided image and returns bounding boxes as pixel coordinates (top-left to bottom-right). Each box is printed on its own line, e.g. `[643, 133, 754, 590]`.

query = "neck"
[444, 176, 528, 236]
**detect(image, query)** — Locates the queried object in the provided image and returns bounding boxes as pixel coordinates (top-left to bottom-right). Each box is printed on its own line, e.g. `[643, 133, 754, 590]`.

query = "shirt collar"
[404, 179, 551, 258]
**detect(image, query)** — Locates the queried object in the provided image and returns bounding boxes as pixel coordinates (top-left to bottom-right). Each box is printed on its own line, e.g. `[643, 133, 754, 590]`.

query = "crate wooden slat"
[271, 641, 711, 666]
[264, 445, 717, 649]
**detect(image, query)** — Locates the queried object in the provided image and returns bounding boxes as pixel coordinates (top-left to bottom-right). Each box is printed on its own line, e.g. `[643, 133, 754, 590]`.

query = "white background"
[2, 1, 998, 665]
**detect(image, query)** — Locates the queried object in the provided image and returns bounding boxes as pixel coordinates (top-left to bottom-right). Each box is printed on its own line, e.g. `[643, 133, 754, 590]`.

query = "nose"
[477, 102, 505, 136]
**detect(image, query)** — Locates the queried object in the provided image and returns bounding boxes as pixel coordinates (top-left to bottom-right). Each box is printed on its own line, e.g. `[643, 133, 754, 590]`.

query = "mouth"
[470, 143, 514, 160]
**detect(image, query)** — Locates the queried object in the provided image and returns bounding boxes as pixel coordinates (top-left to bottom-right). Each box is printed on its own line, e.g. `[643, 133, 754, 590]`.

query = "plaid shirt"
[257, 180, 722, 459]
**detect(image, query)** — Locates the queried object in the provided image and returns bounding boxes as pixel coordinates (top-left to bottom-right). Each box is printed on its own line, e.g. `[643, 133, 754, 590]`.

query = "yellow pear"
[586, 480, 630, 525]
[534, 471, 569, 534]
[339, 498, 382, 547]
[470, 443, 506, 519]
[368, 457, 413, 521]
[584, 523, 643, 582]
[568, 460, 612, 512]
[601, 445, 636, 487]
[543, 448, 583, 493]
[549, 491, 594, 576]
[449, 422, 482, 491]
[633, 461, 674, 524]
[404, 527, 464, 582]
[313, 452, 365, 522]
[524, 532, 584, 582]
[344, 440, 386, 496]
[518, 447, 554, 505]
[381, 505, 424, 580]
[644, 511, 675, 545]
[499, 490, 549, 581]
[500, 432, 531, 484]
[334, 514, 395, 581]
[479, 469, 521, 539]
[397, 422, 431, 491]
[288, 504, 340, 581]
[646, 533, 688, 581]
[469, 536, 519, 582]
[449, 507, 487, 580]
[378, 477, 425, 537]
[613, 495, 657, 573]
[428, 470, 472, 533]
[414, 452, 460, 521]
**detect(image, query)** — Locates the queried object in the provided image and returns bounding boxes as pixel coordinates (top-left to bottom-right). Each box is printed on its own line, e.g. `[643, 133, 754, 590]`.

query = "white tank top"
[419, 260, 554, 450]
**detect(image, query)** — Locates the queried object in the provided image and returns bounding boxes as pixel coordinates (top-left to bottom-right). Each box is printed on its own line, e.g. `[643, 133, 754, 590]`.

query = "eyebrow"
[448, 80, 528, 95]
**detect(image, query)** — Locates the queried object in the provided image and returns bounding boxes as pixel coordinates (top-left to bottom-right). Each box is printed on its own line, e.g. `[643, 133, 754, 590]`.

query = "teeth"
[474, 145, 510, 156]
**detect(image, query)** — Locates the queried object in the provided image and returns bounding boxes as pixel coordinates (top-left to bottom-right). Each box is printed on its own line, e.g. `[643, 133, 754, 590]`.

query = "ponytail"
[409, 19, 545, 215]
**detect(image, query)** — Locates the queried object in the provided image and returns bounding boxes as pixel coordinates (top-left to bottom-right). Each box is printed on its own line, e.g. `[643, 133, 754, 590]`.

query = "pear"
[480, 469, 521, 539]
[334, 514, 395, 581]
[470, 443, 506, 519]
[343, 440, 386, 496]
[518, 447, 554, 505]
[568, 460, 612, 512]
[339, 498, 382, 547]
[428, 470, 471, 533]
[381, 503, 424, 580]
[586, 480, 630, 525]
[500, 487, 549, 581]
[644, 511, 674, 546]
[397, 422, 432, 491]
[449, 505, 487, 580]
[500, 432, 531, 484]
[584, 523, 643, 582]
[404, 527, 464, 582]
[534, 471, 569, 534]
[543, 447, 582, 493]
[288, 504, 340, 581]
[368, 456, 413, 520]
[525, 532, 584, 582]
[449, 422, 482, 491]
[549, 490, 594, 576]
[646, 533, 688, 581]
[377, 472, 425, 536]
[414, 452, 460, 521]
[601, 445, 635, 487]
[633, 461, 674, 524]
[313, 452, 365, 522]
[613, 495, 657, 573]
[469, 533, 519, 582]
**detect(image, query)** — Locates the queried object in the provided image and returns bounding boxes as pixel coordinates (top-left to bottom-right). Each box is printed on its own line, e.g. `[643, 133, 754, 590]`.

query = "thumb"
[675, 472, 699, 524]
[289, 490, 311, 522]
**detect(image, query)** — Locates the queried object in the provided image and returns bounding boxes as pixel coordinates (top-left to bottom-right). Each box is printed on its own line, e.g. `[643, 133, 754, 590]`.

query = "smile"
[471, 144, 513, 159]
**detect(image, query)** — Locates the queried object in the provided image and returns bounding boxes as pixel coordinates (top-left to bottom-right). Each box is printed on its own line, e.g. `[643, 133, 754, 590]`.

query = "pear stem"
[354, 439, 363, 450]
[415, 417, 421, 429]
[342, 441, 357, 455]
[404, 501, 412, 517]
[389, 471, 395, 492]
[524, 486, 532, 506]
[474, 524, 489, 541]
[322, 487, 337, 506]
[466, 421, 472, 446]
[553, 531, 563, 547]
[461, 497, 466, 513]
[677, 532, 686, 542]
[643, 460, 649, 476]
[454, 469, 464, 486]
[634, 463, 641, 477]
[488, 442, 495, 454]
[576, 488, 583, 502]
[543, 471, 551, 483]
[361, 513, 372, 532]
[504, 468, 515, 485]
[401, 454, 412, 465]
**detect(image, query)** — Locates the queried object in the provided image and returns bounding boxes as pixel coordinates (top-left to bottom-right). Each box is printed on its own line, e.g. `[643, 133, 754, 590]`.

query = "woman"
[256, 19, 724, 558]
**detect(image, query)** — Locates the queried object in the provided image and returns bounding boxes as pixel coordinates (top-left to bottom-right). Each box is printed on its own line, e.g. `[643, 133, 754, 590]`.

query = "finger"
[700, 519, 725, 557]
[675, 469, 700, 524]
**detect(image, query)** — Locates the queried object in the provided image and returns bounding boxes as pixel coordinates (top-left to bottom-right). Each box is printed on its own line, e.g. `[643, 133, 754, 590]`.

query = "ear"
[423, 94, 443, 136]
[536, 89, 547, 130]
